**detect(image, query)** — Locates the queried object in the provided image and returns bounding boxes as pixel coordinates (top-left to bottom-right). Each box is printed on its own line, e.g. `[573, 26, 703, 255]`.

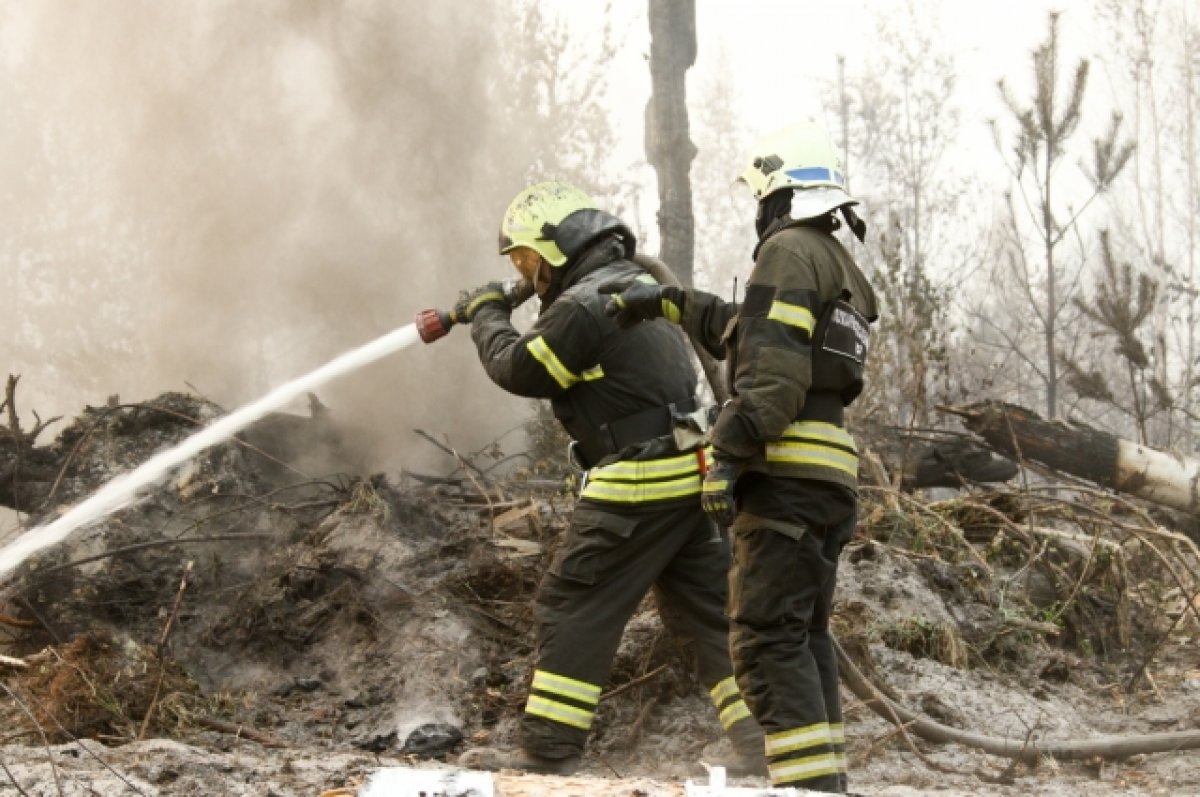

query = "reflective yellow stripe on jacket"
[526, 336, 604, 390]
[764, 421, 858, 477]
[580, 447, 711, 504]
[767, 299, 816, 334]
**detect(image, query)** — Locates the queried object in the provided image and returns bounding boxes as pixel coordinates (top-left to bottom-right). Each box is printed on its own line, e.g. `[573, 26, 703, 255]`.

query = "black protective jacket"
[471, 238, 701, 504]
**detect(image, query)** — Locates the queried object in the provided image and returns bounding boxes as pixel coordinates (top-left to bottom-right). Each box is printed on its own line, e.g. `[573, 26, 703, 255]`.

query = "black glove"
[453, 281, 509, 323]
[701, 456, 742, 527]
[503, 277, 536, 310]
[598, 280, 685, 329]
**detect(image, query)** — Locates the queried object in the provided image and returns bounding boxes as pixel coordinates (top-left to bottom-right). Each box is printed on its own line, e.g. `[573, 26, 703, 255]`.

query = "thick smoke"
[1, 1, 540, 474]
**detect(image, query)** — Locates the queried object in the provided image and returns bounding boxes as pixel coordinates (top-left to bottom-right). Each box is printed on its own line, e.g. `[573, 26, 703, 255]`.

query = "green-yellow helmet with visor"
[498, 181, 596, 267]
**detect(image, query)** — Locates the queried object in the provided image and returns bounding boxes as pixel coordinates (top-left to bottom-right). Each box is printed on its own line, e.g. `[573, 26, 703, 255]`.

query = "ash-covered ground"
[1, 392, 1197, 796]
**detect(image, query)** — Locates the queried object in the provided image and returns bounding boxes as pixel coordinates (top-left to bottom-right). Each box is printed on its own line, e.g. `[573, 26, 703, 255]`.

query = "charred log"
[858, 424, 1018, 490]
[945, 401, 1200, 515]
[900, 436, 1018, 489]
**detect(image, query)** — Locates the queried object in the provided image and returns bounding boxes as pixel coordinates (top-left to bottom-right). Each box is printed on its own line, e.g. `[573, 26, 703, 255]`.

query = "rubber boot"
[457, 746, 582, 776]
[699, 719, 770, 779]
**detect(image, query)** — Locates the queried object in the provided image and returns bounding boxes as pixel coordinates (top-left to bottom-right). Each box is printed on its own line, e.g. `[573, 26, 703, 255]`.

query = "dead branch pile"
[1, 632, 200, 744]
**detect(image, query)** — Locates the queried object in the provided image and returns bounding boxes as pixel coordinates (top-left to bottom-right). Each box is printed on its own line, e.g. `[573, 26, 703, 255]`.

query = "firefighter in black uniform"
[453, 181, 764, 776]
[603, 122, 878, 794]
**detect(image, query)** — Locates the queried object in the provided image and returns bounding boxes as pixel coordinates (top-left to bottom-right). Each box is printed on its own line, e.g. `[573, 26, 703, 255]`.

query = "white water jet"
[0, 323, 423, 581]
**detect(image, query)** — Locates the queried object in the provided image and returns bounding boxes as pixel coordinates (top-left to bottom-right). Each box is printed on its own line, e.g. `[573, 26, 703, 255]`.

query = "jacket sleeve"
[710, 243, 819, 460]
[469, 298, 603, 399]
[679, 289, 739, 360]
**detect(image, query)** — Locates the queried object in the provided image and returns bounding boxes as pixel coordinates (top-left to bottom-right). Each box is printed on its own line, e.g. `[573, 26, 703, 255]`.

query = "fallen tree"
[944, 401, 1200, 515]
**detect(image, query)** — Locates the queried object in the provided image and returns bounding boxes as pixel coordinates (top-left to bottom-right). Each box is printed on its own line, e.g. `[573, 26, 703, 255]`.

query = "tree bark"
[945, 401, 1200, 514]
[645, 0, 697, 287]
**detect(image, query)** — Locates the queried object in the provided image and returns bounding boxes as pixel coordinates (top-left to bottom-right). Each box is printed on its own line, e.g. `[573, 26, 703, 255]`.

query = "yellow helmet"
[499, 181, 596, 267]
[737, 121, 859, 221]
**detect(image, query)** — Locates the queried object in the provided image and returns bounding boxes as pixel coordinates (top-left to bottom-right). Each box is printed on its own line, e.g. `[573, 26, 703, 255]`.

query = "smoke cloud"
[2, 1, 542, 475]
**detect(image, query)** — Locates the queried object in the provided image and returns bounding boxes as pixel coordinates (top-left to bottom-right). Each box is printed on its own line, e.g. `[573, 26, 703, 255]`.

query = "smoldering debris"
[0, 385, 1198, 796]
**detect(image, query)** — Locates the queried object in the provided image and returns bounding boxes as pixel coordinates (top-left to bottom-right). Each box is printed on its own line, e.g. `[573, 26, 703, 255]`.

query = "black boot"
[699, 737, 769, 778]
[457, 746, 582, 775]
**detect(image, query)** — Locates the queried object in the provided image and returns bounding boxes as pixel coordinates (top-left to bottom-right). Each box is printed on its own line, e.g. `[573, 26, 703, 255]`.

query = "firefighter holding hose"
[439, 181, 765, 776]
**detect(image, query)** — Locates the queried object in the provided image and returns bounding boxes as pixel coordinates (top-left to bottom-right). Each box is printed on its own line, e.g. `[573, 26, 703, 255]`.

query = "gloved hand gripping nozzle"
[415, 277, 534, 344]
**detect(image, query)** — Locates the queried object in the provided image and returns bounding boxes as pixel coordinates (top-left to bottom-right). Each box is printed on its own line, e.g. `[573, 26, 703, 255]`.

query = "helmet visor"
[508, 247, 543, 281]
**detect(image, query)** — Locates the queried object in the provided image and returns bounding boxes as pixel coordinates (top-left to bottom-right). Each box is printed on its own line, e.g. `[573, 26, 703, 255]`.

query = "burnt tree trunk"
[888, 436, 1017, 490]
[946, 401, 1200, 514]
[645, 0, 697, 287]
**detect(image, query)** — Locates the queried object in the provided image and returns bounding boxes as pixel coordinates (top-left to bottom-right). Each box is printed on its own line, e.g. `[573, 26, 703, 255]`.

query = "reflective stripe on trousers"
[524, 669, 602, 731]
[728, 511, 855, 791]
[709, 675, 753, 730]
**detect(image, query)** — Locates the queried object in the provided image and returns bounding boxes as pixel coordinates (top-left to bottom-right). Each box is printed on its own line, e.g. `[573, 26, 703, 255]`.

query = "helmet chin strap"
[840, 206, 867, 242]
[756, 190, 794, 239]
[533, 261, 553, 296]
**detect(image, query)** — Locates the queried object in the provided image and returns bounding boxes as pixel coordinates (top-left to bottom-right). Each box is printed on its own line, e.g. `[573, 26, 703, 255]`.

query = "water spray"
[0, 323, 423, 581]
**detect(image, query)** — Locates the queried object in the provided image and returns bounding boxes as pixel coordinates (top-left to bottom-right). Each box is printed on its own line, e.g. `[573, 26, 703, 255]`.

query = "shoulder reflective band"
[767, 300, 816, 334]
[764, 421, 859, 476]
[525, 669, 601, 731]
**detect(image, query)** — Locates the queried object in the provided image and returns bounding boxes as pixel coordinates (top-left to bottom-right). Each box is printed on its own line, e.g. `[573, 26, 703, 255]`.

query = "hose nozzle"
[415, 277, 534, 344]
[415, 308, 456, 344]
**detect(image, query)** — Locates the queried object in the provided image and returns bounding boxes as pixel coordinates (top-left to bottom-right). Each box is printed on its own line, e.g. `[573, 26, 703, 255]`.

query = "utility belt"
[569, 396, 700, 470]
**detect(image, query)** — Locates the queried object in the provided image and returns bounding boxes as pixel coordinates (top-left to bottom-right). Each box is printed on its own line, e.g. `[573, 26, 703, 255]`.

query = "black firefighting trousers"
[520, 499, 758, 759]
[727, 511, 856, 793]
